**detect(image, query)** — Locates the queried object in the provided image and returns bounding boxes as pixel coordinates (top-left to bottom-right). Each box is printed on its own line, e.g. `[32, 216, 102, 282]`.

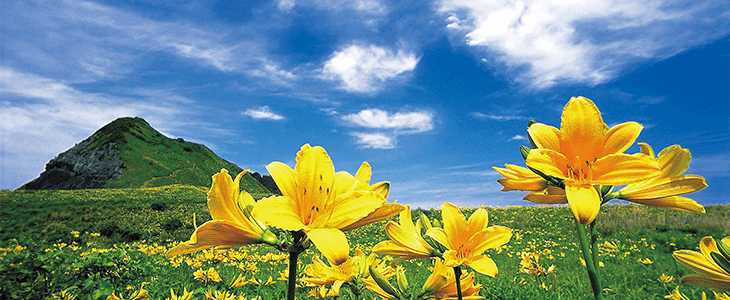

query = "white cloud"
[508, 135, 528, 141]
[322, 44, 419, 93]
[472, 112, 524, 121]
[351, 132, 395, 149]
[242, 106, 286, 121]
[342, 109, 433, 148]
[342, 109, 433, 132]
[439, 0, 730, 88]
[0, 68, 182, 189]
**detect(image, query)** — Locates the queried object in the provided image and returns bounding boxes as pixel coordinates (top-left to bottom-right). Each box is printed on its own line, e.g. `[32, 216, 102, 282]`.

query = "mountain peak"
[20, 117, 271, 197]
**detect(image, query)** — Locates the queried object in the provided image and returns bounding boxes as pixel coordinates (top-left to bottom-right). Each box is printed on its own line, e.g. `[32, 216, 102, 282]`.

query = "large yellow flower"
[425, 203, 512, 277]
[373, 205, 439, 261]
[166, 169, 274, 258]
[526, 96, 660, 224]
[254, 144, 400, 265]
[673, 236, 730, 291]
[614, 143, 707, 213]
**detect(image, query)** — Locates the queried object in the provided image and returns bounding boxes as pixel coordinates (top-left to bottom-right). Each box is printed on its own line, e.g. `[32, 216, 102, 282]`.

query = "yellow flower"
[673, 236, 730, 291]
[169, 288, 194, 300]
[254, 144, 402, 265]
[303, 249, 395, 297]
[206, 268, 222, 283]
[204, 290, 235, 300]
[422, 259, 484, 300]
[373, 205, 439, 261]
[526, 96, 660, 224]
[493, 164, 548, 192]
[230, 274, 247, 288]
[614, 143, 707, 213]
[660, 274, 675, 283]
[639, 258, 654, 265]
[167, 169, 276, 258]
[665, 287, 691, 300]
[425, 203, 512, 277]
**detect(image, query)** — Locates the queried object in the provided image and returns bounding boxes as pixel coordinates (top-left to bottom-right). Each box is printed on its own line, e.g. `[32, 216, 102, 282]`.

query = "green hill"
[20, 117, 270, 198]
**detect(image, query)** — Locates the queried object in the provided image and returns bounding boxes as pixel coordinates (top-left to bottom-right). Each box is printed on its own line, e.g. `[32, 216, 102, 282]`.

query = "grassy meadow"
[0, 186, 727, 299]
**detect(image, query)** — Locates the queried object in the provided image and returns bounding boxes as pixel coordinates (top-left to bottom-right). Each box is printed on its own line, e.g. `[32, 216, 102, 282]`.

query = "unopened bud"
[520, 145, 531, 161]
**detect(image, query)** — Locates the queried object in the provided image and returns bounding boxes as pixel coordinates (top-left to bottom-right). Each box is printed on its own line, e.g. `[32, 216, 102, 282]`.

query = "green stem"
[453, 267, 463, 300]
[287, 230, 307, 300]
[590, 219, 601, 283]
[575, 218, 602, 300]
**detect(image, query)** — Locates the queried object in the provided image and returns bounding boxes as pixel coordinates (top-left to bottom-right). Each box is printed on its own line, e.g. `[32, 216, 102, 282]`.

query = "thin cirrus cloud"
[439, 0, 730, 89]
[471, 112, 525, 121]
[321, 44, 420, 93]
[242, 106, 286, 121]
[342, 109, 433, 148]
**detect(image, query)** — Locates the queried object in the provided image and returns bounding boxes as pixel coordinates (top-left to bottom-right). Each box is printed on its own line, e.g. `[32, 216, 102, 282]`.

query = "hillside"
[20, 117, 271, 197]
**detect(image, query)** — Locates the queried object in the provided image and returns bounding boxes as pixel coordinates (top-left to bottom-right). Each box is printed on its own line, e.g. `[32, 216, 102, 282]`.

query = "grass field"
[0, 186, 727, 299]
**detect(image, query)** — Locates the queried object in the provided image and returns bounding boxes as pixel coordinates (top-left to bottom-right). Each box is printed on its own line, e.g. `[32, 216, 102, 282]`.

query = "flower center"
[566, 158, 594, 185]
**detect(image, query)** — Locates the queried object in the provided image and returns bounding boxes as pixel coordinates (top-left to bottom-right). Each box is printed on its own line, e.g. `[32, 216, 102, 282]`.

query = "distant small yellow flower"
[230, 274, 247, 288]
[168, 287, 194, 300]
[639, 258, 654, 265]
[660, 274, 675, 283]
[264, 276, 275, 286]
[246, 277, 260, 286]
[204, 290, 235, 300]
[193, 269, 206, 282]
[665, 287, 691, 300]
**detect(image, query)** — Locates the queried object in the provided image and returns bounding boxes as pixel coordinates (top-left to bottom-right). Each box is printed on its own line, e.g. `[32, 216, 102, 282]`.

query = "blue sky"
[1, 0, 728, 209]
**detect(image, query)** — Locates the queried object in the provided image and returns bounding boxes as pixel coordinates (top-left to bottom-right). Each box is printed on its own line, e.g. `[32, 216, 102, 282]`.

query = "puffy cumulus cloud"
[350, 132, 395, 149]
[322, 44, 419, 93]
[342, 109, 433, 148]
[342, 109, 433, 132]
[439, 0, 730, 88]
[242, 106, 286, 121]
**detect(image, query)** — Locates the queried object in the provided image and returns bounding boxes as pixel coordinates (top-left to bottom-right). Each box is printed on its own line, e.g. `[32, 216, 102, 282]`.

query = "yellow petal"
[526, 149, 568, 179]
[467, 208, 488, 234]
[601, 122, 642, 156]
[441, 203, 469, 247]
[253, 196, 306, 231]
[638, 142, 655, 158]
[591, 153, 659, 185]
[657, 145, 692, 178]
[560, 96, 605, 162]
[385, 221, 434, 255]
[166, 220, 261, 258]
[700, 236, 721, 266]
[466, 255, 499, 277]
[493, 165, 547, 191]
[208, 170, 248, 227]
[373, 240, 430, 259]
[674, 250, 729, 279]
[307, 228, 350, 266]
[680, 274, 730, 291]
[266, 162, 297, 200]
[340, 203, 405, 231]
[524, 186, 568, 204]
[565, 184, 601, 224]
[441, 250, 462, 267]
[355, 161, 372, 189]
[425, 227, 451, 249]
[527, 123, 561, 151]
[470, 226, 512, 255]
[619, 175, 708, 200]
[628, 196, 705, 214]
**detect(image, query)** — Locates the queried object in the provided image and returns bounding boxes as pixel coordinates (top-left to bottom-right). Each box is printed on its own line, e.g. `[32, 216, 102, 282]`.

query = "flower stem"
[286, 230, 307, 300]
[589, 219, 601, 282]
[453, 266, 463, 300]
[575, 218, 602, 300]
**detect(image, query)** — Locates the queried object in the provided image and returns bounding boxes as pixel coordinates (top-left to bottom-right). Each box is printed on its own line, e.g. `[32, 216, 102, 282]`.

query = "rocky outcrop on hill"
[20, 136, 123, 190]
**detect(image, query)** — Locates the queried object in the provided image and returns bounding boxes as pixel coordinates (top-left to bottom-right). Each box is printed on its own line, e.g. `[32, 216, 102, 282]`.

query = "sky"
[1, 0, 729, 209]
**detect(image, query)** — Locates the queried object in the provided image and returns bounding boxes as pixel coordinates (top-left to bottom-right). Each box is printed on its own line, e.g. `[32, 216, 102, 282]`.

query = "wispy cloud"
[508, 135, 528, 141]
[242, 106, 286, 121]
[472, 112, 525, 121]
[439, 0, 730, 88]
[342, 109, 434, 148]
[0, 68, 183, 188]
[322, 44, 419, 93]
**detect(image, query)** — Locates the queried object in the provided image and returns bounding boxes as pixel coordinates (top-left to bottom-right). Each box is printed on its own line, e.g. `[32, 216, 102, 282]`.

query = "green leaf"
[369, 265, 400, 298]
[710, 252, 730, 275]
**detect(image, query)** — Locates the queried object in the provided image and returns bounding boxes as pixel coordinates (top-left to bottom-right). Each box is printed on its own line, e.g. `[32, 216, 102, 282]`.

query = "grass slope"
[0, 187, 727, 299]
[91, 117, 270, 198]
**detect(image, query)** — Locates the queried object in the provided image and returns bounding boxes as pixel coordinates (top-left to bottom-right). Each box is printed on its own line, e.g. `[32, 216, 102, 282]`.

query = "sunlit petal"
[266, 162, 297, 200]
[340, 203, 405, 232]
[253, 196, 306, 231]
[657, 145, 692, 178]
[466, 255, 499, 277]
[308, 228, 350, 266]
[526, 149, 568, 179]
[565, 184, 601, 224]
[166, 220, 261, 258]
[601, 122, 642, 156]
[524, 186, 568, 204]
[591, 153, 659, 185]
[208, 170, 248, 227]
[628, 196, 705, 214]
[560, 96, 604, 161]
[470, 226, 512, 255]
[527, 123, 561, 151]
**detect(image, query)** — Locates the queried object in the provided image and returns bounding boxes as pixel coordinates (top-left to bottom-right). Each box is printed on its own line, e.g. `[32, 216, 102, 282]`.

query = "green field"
[0, 186, 727, 299]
